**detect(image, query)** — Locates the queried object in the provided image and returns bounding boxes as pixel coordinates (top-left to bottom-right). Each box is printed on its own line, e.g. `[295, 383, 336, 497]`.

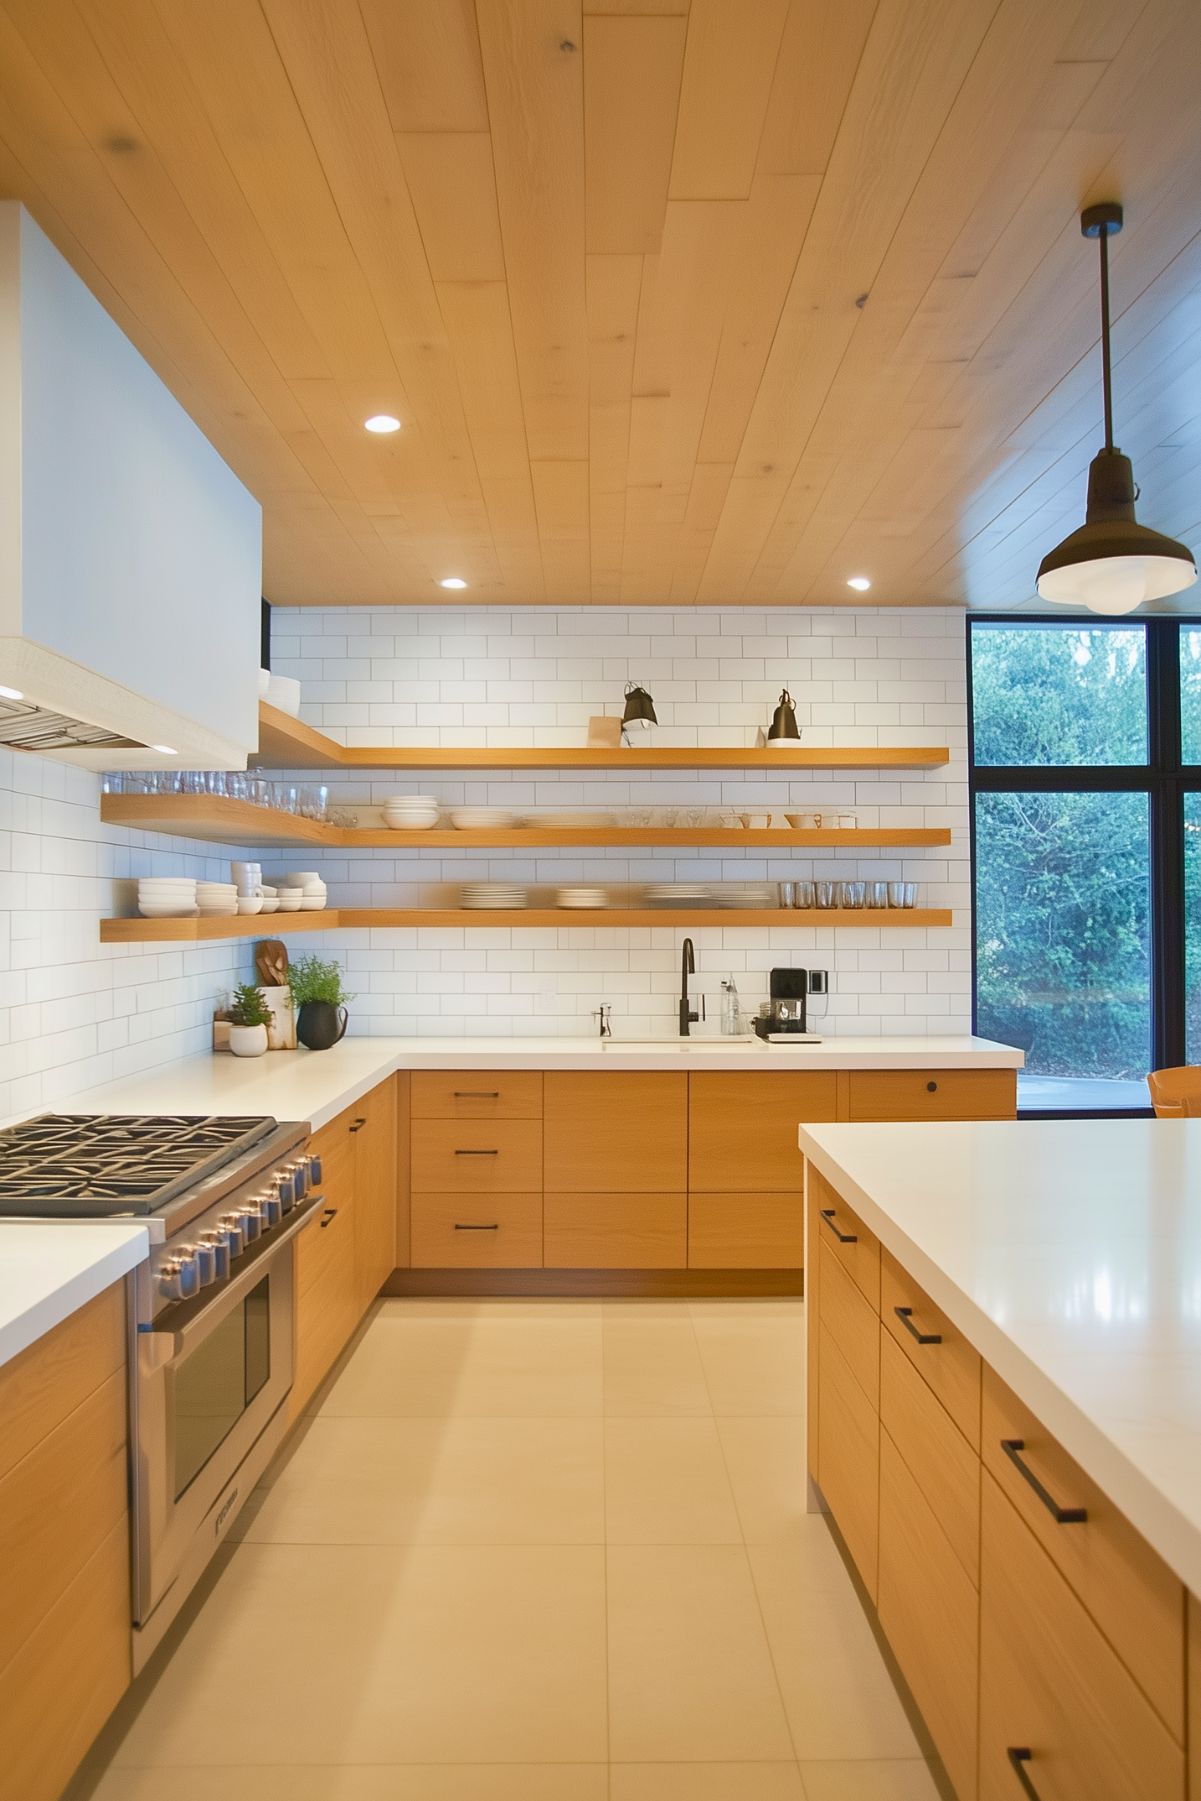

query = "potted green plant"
[288, 954, 353, 1051]
[228, 983, 272, 1058]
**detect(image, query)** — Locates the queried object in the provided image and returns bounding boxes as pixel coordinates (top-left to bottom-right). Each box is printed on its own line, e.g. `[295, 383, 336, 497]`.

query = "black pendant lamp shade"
[767, 688, 800, 741]
[621, 681, 657, 729]
[1037, 203, 1196, 615]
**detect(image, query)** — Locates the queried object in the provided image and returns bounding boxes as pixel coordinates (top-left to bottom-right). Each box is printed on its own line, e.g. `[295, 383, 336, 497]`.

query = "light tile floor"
[84, 1298, 941, 1800]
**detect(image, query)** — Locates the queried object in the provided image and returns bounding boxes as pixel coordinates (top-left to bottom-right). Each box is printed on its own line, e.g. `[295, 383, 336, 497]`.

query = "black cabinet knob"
[926, 1080, 938, 1093]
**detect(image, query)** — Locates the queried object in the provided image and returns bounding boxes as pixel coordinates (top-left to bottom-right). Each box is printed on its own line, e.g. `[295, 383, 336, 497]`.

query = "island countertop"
[797, 1118, 1201, 1594]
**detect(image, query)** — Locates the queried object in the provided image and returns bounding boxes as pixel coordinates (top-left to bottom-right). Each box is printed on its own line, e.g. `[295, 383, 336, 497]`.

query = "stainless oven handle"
[150, 1190, 324, 1356]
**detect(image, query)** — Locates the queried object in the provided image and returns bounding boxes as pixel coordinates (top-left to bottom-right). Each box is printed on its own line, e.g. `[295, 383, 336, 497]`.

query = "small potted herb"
[228, 983, 272, 1058]
[288, 954, 353, 1051]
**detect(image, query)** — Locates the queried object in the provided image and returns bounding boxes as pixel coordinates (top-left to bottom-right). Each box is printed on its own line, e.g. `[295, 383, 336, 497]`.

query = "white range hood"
[0, 203, 262, 770]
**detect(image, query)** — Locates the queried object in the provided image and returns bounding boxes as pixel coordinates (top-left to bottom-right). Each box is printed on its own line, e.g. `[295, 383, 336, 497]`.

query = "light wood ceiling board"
[476, 0, 589, 462]
[668, 0, 789, 200]
[756, 0, 878, 179]
[583, 13, 685, 254]
[531, 458, 591, 599]
[258, 0, 494, 546]
[587, 253, 641, 600]
[358, 0, 489, 132]
[668, 460, 734, 600]
[66, 0, 331, 383]
[396, 132, 505, 282]
[152, 0, 400, 386]
[286, 375, 430, 524]
[436, 278, 546, 596]
[585, 0, 689, 13]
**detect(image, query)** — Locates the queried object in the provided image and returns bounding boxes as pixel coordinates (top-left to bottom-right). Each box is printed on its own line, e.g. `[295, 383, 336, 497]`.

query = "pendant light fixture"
[1037, 203, 1196, 615]
[766, 687, 800, 745]
[621, 681, 657, 732]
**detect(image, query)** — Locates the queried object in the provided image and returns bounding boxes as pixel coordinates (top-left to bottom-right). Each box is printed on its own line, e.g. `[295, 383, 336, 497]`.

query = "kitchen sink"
[598, 1037, 764, 1050]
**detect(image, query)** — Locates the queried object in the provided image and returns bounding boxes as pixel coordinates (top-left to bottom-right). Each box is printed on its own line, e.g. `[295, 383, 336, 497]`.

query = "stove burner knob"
[237, 1203, 262, 1243]
[194, 1240, 218, 1287]
[200, 1231, 231, 1283]
[174, 1248, 202, 1300]
[307, 1153, 323, 1186]
[257, 1189, 283, 1229]
[158, 1256, 186, 1301]
[276, 1170, 297, 1211]
[218, 1214, 246, 1258]
[286, 1160, 307, 1200]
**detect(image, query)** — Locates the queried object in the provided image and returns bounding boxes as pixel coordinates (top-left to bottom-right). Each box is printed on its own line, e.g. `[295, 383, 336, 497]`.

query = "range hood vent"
[0, 694, 143, 754]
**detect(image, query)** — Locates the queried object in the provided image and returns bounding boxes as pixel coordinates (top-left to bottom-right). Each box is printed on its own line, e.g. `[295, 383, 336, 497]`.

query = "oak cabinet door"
[544, 1072, 686, 1191]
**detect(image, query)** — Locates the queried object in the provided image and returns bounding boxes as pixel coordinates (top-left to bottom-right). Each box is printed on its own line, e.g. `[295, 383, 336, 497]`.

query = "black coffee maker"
[754, 967, 815, 1039]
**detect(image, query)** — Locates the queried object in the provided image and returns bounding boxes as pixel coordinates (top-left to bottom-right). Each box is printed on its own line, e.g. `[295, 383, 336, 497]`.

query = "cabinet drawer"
[879, 1428, 978, 1801]
[0, 1282, 124, 1483]
[688, 1071, 836, 1190]
[293, 1195, 358, 1417]
[411, 1119, 542, 1192]
[544, 1072, 687, 1191]
[882, 1249, 980, 1449]
[982, 1366, 1185, 1741]
[411, 1192, 543, 1268]
[980, 1472, 1184, 1801]
[411, 1070, 543, 1120]
[817, 1321, 879, 1600]
[688, 1190, 803, 1269]
[819, 1236, 879, 1408]
[880, 1329, 979, 1586]
[848, 1068, 1016, 1121]
[544, 1192, 685, 1268]
[809, 1168, 880, 1309]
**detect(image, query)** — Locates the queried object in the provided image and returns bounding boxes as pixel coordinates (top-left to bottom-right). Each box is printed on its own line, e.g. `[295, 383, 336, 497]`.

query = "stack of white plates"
[460, 884, 527, 910]
[196, 881, 238, 918]
[283, 872, 328, 911]
[449, 807, 522, 830]
[383, 794, 439, 830]
[718, 884, 775, 909]
[645, 883, 712, 908]
[137, 877, 198, 919]
[537, 811, 615, 830]
[556, 887, 608, 909]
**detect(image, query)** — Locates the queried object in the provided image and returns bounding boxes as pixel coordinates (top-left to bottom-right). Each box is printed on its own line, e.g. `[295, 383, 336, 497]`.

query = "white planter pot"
[228, 1022, 268, 1058]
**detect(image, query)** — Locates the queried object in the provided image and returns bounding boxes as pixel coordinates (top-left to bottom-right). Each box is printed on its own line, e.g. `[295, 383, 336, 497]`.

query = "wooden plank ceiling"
[0, 0, 1199, 608]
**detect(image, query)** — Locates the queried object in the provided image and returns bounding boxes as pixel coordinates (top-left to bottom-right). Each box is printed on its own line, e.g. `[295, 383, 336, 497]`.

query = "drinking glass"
[250, 777, 271, 808]
[902, 882, 919, 909]
[815, 880, 836, 909]
[101, 772, 123, 795]
[842, 880, 866, 909]
[795, 880, 815, 909]
[206, 771, 227, 798]
[226, 772, 248, 802]
[867, 881, 889, 909]
[779, 881, 796, 909]
[181, 770, 206, 795]
[887, 881, 906, 908]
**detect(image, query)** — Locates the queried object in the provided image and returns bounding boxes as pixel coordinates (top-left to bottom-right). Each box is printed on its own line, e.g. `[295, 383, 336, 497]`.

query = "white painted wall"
[0, 204, 261, 763]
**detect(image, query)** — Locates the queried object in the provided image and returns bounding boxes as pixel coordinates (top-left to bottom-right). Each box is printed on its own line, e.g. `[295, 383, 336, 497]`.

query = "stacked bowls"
[138, 877, 198, 919]
[196, 881, 238, 918]
[383, 794, 439, 830]
[283, 872, 328, 911]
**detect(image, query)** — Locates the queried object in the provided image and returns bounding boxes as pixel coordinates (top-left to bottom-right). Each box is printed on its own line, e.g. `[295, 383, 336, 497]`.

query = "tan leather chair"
[1147, 1066, 1201, 1117]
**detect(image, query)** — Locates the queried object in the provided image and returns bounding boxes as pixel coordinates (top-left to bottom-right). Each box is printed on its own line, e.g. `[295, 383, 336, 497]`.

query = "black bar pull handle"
[1007, 1747, 1042, 1798]
[1001, 1439, 1087, 1524]
[819, 1207, 857, 1244]
[454, 1090, 500, 1098]
[319, 1208, 338, 1229]
[894, 1305, 942, 1345]
[454, 1222, 499, 1231]
[454, 1148, 500, 1156]
[349, 1117, 367, 1133]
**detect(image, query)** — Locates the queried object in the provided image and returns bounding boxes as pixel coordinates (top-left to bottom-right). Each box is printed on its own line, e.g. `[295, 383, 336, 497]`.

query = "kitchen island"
[798, 1118, 1201, 1801]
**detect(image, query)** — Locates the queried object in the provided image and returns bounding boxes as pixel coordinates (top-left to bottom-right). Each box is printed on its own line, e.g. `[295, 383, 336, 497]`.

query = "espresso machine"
[755, 967, 823, 1042]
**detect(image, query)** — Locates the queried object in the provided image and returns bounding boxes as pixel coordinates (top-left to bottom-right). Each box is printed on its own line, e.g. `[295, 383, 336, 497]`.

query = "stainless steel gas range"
[0, 1111, 324, 1668]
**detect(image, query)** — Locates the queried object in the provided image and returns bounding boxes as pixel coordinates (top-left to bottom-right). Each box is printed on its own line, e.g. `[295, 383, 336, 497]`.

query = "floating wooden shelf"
[101, 794, 952, 851]
[101, 906, 951, 942]
[251, 702, 949, 771]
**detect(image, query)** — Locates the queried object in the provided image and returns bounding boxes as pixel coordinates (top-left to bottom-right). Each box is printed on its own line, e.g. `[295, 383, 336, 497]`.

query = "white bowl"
[384, 817, 438, 831]
[138, 876, 197, 887]
[384, 794, 438, 806]
[264, 673, 301, 716]
[260, 896, 280, 914]
[276, 891, 302, 912]
[236, 896, 263, 915]
[299, 895, 327, 910]
[283, 872, 321, 887]
[138, 902, 199, 918]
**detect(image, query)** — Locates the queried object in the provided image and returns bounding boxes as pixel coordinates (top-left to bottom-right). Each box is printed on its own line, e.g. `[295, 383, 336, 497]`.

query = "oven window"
[173, 1277, 271, 1499]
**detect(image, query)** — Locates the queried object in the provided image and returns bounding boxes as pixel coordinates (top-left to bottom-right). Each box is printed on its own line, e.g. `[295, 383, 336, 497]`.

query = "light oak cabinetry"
[846, 1068, 1015, 1121]
[808, 1163, 1192, 1801]
[544, 1191, 686, 1268]
[688, 1071, 835, 1268]
[0, 1283, 131, 1801]
[291, 1074, 401, 1417]
[544, 1071, 688, 1192]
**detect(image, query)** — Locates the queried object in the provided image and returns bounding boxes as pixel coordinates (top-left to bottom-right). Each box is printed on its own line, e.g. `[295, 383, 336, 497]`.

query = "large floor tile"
[607, 1544, 794, 1762]
[691, 1311, 806, 1415]
[748, 1535, 922, 1761]
[716, 1415, 809, 1544]
[89, 1767, 610, 1801]
[610, 1763, 805, 1800]
[111, 1544, 607, 1767]
[605, 1416, 743, 1544]
[315, 1311, 604, 1417]
[602, 1315, 712, 1415]
[798, 1759, 942, 1801]
[242, 1415, 605, 1545]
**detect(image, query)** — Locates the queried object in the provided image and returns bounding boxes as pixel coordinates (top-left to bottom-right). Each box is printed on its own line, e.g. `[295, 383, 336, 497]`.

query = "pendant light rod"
[1081, 200, 1123, 453]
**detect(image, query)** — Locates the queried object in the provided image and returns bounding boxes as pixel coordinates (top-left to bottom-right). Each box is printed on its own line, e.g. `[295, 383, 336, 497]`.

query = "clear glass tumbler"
[795, 880, 815, 909]
[815, 880, 836, 909]
[887, 881, 906, 907]
[779, 881, 796, 909]
[843, 880, 866, 909]
[868, 881, 889, 908]
[902, 882, 919, 908]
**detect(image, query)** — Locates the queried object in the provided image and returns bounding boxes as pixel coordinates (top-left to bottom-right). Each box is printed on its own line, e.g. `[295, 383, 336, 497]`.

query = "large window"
[970, 618, 1201, 1114]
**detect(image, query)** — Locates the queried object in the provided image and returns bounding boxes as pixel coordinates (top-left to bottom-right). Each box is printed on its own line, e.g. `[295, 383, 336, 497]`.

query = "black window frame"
[967, 612, 1201, 1119]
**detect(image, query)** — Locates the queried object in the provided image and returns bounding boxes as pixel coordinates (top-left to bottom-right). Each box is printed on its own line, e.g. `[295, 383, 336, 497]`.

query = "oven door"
[133, 1193, 319, 1638]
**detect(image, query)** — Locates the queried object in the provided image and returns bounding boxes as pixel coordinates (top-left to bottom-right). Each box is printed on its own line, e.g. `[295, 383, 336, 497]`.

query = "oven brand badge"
[215, 1488, 239, 1537]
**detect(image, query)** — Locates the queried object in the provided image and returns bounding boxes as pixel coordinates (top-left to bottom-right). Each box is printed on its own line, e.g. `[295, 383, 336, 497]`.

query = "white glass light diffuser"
[363, 414, 401, 434]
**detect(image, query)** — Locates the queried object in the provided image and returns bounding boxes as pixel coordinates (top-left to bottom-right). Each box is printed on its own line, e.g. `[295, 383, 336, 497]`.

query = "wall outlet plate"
[807, 969, 828, 995]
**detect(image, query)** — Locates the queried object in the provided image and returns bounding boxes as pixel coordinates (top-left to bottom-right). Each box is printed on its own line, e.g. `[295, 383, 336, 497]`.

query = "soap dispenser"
[720, 977, 741, 1036]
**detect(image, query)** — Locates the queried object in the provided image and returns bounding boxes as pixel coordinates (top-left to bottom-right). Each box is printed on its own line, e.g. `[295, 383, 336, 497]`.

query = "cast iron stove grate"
[0, 1113, 277, 1215]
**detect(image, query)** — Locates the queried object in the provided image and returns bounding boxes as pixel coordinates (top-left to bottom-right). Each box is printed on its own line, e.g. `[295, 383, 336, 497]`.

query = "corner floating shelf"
[100, 907, 952, 943]
[100, 793, 951, 851]
[251, 702, 949, 771]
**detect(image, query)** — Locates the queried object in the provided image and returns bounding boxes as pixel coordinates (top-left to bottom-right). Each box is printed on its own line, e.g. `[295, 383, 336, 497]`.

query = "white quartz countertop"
[797, 1119, 1201, 1594]
[0, 1223, 148, 1371]
[44, 1034, 1021, 1131]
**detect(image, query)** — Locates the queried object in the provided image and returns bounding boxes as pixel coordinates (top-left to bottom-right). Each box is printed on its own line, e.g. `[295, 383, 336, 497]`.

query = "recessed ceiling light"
[846, 576, 872, 592]
[439, 576, 468, 590]
[150, 744, 178, 756]
[363, 414, 401, 434]
[0, 685, 23, 700]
